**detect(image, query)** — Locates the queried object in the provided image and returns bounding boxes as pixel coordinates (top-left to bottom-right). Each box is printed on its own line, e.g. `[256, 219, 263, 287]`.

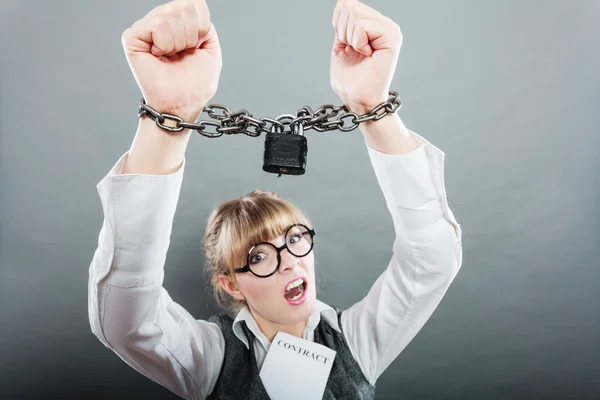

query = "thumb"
[152, 22, 219, 56]
[353, 18, 396, 53]
[332, 34, 372, 57]
[196, 22, 220, 50]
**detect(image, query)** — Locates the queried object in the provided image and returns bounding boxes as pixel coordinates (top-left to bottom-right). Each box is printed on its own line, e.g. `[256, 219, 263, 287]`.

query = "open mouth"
[283, 277, 307, 304]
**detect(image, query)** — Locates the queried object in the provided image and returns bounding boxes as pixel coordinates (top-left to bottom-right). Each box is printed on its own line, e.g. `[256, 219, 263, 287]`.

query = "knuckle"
[156, 2, 177, 19]
[154, 16, 168, 28]
[164, 2, 184, 14]
[181, 0, 196, 14]
[387, 18, 401, 31]
[163, 8, 179, 20]
[120, 27, 130, 41]
[152, 19, 173, 45]
[120, 29, 131, 49]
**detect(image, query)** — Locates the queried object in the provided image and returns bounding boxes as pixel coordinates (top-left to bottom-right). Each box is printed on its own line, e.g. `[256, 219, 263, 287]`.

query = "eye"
[288, 234, 302, 244]
[250, 252, 267, 264]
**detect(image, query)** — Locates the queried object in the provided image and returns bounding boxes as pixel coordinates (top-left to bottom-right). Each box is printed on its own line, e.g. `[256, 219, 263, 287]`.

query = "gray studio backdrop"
[1, 0, 599, 399]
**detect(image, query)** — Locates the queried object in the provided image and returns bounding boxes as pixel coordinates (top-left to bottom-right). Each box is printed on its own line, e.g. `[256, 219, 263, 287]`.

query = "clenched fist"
[121, 0, 222, 123]
[330, 0, 402, 115]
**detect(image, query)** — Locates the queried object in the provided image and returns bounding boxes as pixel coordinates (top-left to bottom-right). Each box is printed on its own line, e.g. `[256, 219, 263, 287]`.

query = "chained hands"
[330, 0, 403, 115]
[120, 0, 400, 127]
[121, 0, 222, 122]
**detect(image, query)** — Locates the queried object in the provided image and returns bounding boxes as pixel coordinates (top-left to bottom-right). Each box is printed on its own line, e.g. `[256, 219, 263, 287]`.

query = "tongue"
[285, 285, 303, 300]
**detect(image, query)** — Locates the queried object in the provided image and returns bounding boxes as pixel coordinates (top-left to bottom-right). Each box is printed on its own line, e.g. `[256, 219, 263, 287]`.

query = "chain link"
[138, 91, 402, 138]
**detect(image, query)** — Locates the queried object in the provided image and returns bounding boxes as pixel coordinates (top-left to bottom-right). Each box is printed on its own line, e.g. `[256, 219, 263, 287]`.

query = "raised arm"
[328, 0, 463, 385]
[89, 1, 225, 398]
[340, 115, 462, 385]
[89, 143, 224, 399]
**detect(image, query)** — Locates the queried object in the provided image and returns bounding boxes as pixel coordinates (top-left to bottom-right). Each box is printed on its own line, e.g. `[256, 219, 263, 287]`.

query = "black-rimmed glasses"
[234, 224, 316, 278]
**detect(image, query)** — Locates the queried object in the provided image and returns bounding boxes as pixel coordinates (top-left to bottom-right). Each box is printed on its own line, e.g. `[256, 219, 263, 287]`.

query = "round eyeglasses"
[234, 224, 316, 278]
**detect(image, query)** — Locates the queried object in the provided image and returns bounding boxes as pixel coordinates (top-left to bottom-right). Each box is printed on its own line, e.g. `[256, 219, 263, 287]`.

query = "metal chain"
[138, 91, 402, 138]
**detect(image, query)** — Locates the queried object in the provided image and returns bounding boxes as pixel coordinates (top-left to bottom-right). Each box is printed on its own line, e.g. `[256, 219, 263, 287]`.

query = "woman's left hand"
[330, 0, 403, 115]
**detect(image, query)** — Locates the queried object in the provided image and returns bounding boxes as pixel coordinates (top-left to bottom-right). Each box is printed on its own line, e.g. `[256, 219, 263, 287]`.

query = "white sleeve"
[88, 151, 224, 400]
[341, 129, 463, 385]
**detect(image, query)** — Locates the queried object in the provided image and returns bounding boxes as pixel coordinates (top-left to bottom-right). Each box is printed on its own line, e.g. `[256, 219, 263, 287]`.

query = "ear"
[219, 274, 246, 301]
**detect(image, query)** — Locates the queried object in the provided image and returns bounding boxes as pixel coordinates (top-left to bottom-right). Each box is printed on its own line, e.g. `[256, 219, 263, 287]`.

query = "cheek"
[240, 279, 278, 303]
[307, 253, 316, 276]
[307, 256, 317, 294]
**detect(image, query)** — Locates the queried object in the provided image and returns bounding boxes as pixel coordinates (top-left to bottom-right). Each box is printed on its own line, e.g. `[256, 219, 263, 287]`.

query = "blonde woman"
[88, 0, 463, 398]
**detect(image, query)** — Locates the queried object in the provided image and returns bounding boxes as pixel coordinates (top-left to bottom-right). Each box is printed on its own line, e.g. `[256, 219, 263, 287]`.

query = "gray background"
[1, 0, 599, 399]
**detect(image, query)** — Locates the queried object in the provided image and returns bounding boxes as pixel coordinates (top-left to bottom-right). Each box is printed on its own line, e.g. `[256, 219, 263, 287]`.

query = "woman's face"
[226, 229, 317, 327]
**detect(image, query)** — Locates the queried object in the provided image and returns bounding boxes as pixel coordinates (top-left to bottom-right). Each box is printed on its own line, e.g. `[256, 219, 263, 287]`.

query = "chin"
[300, 294, 317, 315]
[285, 296, 314, 320]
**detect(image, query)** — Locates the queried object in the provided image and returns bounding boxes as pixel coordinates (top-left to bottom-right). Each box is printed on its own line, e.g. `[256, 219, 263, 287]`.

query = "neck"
[249, 307, 308, 342]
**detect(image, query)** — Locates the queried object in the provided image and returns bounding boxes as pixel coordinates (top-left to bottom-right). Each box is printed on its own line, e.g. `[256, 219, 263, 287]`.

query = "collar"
[231, 299, 341, 350]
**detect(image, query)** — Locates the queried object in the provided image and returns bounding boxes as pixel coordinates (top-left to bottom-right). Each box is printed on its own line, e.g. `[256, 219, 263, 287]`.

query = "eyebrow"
[248, 225, 297, 249]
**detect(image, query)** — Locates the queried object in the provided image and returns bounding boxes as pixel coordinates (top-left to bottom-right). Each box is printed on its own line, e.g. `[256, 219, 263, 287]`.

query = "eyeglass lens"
[247, 225, 313, 276]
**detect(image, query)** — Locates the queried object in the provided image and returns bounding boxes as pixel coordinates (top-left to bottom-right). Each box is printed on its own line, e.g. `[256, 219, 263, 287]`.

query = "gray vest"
[206, 307, 375, 399]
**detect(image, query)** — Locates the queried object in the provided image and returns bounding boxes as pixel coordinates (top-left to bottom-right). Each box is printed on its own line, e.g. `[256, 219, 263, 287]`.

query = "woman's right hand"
[121, 0, 222, 122]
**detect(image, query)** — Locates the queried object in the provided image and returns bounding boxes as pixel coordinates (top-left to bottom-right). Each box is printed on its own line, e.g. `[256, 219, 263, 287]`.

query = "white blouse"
[88, 128, 463, 400]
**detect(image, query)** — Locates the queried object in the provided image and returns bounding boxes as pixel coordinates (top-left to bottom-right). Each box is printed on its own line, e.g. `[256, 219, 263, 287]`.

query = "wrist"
[346, 96, 390, 116]
[139, 101, 206, 134]
[141, 98, 206, 124]
[139, 112, 195, 136]
[164, 106, 205, 124]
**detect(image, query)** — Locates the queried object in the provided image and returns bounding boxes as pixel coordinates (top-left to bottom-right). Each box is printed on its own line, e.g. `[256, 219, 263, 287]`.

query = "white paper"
[259, 331, 337, 400]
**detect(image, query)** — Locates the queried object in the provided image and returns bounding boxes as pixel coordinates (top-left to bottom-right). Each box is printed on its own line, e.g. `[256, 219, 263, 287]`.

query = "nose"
[279, 248, 300, 273]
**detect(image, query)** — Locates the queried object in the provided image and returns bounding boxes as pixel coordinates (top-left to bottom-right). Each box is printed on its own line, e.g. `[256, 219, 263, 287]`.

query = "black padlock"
[263, 123, 308, 177]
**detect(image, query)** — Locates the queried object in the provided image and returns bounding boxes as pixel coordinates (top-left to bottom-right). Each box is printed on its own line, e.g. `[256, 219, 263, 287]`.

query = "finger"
[336, 0, 357, 44]
[347, 7, 362, 52]
[350, 17, 377, 56]
[345, 1, 388, 47]
[122, 9, 163, 55]
[177, 1, 199, 50]
[355, 17, 398, 52]
[332, 0, 343, 34]
[162, 6, 187, 56]
[354, 1, 384, 19]
[198, 22, 220, 51]
[150, 15, 176, 56]
[121, 0, 210, 56]
[139, 3, 179, 56]
[332, 0, 352, 40]
[191, 0, 212, 40]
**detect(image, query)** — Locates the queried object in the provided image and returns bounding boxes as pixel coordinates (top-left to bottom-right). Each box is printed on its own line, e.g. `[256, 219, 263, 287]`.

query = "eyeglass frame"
[233, 223, 317, 278]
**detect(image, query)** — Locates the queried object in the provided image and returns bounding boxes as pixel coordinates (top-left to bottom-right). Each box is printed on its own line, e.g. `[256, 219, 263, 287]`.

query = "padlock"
[263, 121, 308, 177]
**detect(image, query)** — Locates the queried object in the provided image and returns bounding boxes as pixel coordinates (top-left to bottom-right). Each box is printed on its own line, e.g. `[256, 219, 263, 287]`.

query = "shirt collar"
[231, 299, 341, 350]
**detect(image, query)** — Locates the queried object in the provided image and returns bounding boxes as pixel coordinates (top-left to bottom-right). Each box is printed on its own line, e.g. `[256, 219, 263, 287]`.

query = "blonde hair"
[202, 189, 312, 316]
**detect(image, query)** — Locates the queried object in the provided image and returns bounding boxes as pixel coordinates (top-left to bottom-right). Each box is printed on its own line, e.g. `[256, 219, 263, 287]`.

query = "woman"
[88, 0, 463, 399]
